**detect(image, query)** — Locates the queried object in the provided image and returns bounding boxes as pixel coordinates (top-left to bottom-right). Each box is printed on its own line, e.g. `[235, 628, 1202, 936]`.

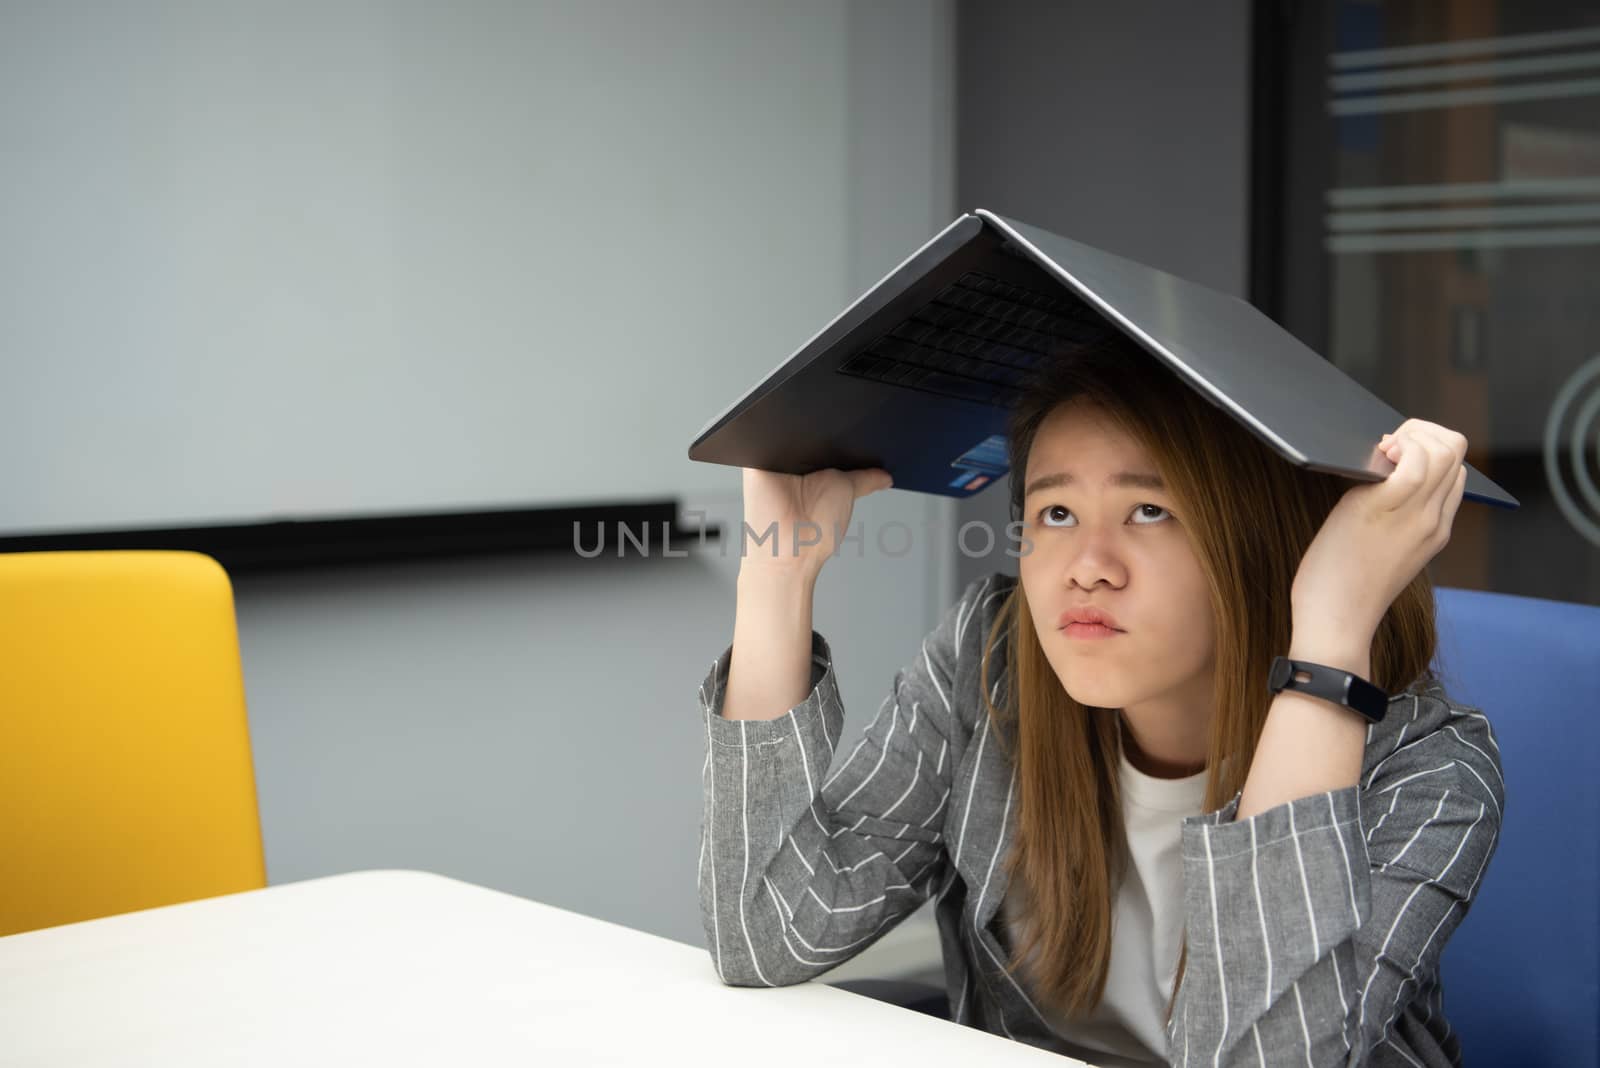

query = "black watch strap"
[1268, 655, 1389, 724]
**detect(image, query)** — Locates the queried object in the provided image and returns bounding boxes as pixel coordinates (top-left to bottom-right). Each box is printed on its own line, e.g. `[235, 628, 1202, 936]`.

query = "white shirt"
[1000, 721, 1210, 1067]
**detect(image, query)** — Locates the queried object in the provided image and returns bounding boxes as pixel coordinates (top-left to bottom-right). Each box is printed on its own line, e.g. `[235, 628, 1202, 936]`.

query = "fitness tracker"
[1267, 655, 1390, 724]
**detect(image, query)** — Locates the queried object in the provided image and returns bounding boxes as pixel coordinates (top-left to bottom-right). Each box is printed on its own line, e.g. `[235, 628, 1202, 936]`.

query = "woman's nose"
[1064, 536, 1125, 589]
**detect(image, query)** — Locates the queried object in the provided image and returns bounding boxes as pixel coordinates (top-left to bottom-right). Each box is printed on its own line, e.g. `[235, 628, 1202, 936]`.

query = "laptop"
[686, 209, 1519, 510]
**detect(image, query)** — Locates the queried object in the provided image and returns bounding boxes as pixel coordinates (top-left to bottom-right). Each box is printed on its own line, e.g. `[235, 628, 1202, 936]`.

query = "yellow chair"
[0, 550, 266, 935]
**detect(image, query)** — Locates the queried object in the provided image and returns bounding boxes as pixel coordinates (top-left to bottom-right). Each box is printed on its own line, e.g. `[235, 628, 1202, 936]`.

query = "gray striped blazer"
[696, 572, 1505, 1066]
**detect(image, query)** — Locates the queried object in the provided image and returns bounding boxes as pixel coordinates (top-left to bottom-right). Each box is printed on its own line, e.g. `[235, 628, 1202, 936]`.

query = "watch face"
[1349, 676, 1389, 722]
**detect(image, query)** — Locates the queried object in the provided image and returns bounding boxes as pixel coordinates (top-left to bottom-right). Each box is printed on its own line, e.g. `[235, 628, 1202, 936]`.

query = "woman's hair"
[975, 332, 1441, 1026]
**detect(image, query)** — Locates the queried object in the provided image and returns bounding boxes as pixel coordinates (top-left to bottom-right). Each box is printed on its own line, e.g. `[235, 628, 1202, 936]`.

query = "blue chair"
[825, 587, 1600, 1062]
[1435, 586, 1600, 1067]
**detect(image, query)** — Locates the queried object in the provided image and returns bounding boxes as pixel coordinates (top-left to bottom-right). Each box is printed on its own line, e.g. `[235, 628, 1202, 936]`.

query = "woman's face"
[1017, 399, 1216, 713]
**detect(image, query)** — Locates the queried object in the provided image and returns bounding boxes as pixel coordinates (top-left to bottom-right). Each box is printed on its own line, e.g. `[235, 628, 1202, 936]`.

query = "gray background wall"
[953, 0, 1253, 597]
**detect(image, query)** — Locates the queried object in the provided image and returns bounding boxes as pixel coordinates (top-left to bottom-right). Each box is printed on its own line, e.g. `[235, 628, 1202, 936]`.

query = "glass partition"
[1258, 0, 1600, 604]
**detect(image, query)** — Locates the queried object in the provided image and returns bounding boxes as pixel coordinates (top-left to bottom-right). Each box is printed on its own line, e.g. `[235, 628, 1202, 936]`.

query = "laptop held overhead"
[686, 209, 1518, 510]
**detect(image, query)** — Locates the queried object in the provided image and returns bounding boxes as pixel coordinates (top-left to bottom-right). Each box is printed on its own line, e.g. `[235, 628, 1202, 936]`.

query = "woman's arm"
[1233, 633, 1371, 822]
[1166, 686, 1504, 1066]
[1240, 420, 1468, 818]
[721, 567, 819, 722]
[696, 574, 991, 988]
[1162, 420, 1494, 1063]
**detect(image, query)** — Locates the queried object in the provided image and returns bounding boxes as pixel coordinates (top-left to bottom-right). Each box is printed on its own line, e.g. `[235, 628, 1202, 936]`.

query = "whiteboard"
[0, 0, 855, 535]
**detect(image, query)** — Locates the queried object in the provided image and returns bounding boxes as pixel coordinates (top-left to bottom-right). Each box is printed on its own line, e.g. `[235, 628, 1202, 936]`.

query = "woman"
[696, 334, 1504, 1067]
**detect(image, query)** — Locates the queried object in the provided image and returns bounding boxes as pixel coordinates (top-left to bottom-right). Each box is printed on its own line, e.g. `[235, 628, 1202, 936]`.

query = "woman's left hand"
[1290, 418, 1470, 650]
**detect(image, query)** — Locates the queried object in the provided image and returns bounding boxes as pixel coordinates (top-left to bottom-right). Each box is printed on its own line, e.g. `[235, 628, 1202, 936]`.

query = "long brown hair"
[975, 333, 1440, 1027]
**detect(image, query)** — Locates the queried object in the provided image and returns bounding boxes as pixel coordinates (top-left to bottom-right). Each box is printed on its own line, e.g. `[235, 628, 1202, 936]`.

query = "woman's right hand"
[738, 465, 894, 583]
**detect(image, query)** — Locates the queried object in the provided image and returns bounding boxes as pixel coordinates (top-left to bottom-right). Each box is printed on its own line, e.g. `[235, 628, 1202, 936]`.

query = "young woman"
[696, 334, 1504, 1067]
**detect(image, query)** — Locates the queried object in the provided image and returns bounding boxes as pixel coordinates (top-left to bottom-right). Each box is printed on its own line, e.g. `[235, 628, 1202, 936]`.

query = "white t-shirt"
[1000, 721, 1209, 1067]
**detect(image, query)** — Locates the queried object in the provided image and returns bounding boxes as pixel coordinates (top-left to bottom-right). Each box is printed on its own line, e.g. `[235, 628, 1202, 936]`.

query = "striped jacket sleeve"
[695, 576, 983, 987]
[1167, 688, 1505, 1066]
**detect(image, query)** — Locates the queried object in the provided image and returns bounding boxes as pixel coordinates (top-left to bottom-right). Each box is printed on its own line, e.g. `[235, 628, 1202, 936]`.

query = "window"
[1255, 0, 1600, 604]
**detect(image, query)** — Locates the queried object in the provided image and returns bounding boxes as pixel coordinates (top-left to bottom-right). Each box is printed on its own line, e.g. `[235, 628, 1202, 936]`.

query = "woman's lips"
[1063, 622, 1122, 640]
[1058, 607, 1123, 632]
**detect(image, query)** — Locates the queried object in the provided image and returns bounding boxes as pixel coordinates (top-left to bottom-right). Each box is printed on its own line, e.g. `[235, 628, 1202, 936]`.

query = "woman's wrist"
[738, 560, 821, 595]
[1288, 600, 1376, 679]
[725, 563, 818, 722]
[1284, 635, 1374, 682]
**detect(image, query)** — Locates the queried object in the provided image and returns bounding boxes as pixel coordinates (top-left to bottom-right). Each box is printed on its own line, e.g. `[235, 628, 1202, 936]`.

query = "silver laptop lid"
[975, 209, 1518, 509]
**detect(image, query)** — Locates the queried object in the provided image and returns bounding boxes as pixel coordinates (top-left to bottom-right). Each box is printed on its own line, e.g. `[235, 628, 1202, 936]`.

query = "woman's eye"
[1036, 503, 1170, 527]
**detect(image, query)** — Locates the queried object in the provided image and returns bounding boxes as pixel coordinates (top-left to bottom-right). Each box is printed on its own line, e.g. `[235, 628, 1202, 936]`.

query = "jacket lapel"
[952, 710, 1019, 944]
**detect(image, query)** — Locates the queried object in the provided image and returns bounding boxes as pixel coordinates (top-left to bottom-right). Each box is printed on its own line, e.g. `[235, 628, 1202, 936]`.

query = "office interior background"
[2, 0, 1596, 990]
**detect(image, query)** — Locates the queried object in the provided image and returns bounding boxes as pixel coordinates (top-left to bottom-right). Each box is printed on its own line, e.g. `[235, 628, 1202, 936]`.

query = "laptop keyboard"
[836, 269, 1114, 408]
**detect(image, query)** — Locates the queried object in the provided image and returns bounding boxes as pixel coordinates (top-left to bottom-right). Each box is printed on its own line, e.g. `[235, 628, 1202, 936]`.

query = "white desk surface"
[0, 869, 1089, 1067]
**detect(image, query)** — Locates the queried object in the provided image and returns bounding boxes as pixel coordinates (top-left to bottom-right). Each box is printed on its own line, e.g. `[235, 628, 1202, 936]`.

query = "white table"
[0, 869, 1089, 1066]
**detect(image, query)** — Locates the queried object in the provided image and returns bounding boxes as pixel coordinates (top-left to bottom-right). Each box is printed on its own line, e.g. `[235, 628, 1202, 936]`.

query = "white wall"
[0, 0, 858, 534]
[226, 0, 960, 974]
